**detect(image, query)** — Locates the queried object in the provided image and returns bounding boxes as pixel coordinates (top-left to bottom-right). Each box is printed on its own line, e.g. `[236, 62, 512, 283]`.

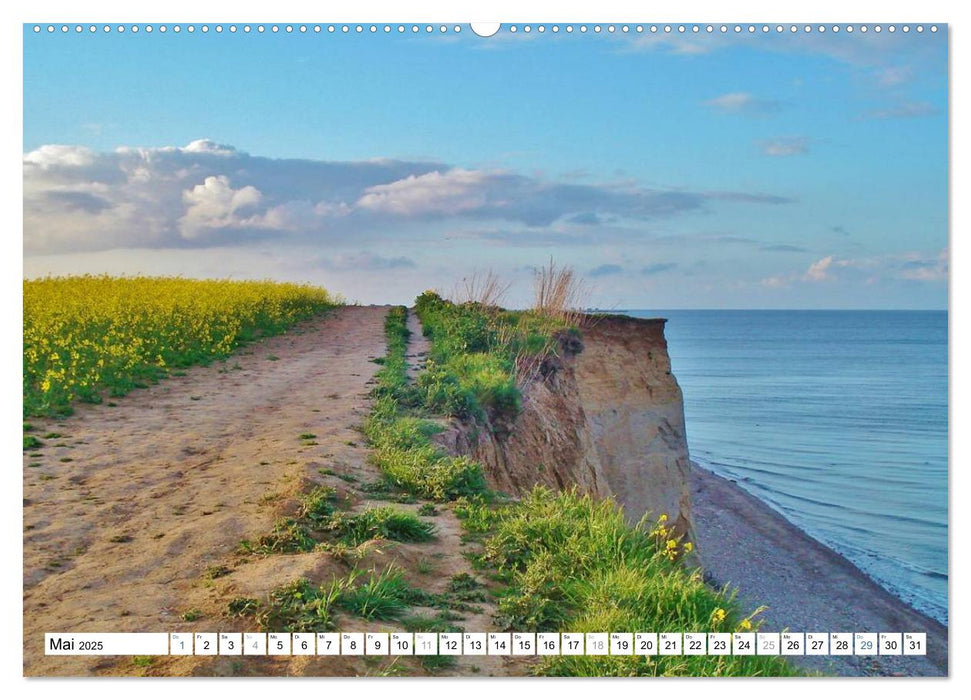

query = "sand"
[22, 306, 391, 675]
[22, 303, 948, 678]
[22, 305, 528, 678]
[690, 463, 948, 676]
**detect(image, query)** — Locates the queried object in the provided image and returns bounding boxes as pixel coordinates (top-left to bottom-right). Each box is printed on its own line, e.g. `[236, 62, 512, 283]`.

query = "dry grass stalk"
[532, 259, 589, 327]
[449, 269, 511, 307]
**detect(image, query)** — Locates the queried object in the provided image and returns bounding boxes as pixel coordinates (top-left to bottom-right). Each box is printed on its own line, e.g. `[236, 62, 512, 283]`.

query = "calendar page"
[20, 4, 950, 683]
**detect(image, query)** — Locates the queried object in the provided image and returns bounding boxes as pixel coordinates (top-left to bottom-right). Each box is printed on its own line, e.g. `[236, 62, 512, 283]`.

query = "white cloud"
[616, 29, 945, 90]
[759, 137, 810, 157]
[804, 255, 835, 281]
[704, 92, 780, 114]
[23, 144, 97, 169]
[356, 169, 491, 216]
[762, 250, 948, 289]
[900, 249, 948, 281]
[23, 140, 792, 255]
[181, 139, 239, 156]
[179, 175, 264, 240]
[876, 65, 915, 87]
[864, 101, 938, 120]
[760, 275, 789, 288]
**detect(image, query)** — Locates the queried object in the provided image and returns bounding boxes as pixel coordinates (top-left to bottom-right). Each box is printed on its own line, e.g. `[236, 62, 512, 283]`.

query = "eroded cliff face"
[439, 314, 693, 537]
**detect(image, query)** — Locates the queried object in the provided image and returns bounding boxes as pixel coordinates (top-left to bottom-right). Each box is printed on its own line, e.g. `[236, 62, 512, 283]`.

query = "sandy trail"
[405, 310, 429, 382]
[23, 306, 389, 676]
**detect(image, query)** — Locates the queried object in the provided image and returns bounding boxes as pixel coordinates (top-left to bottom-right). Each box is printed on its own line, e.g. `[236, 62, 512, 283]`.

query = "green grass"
[23, 435, 43, 450]
[297, 485, 338, 525]
[363, 307, 487, 501]
[412, 291, 573, 424]
[446, 573, 486, 602]
[255, 578, 343, 632]
[254, 566, 435, 630]
[244, 485, 437, 555]
[459, 486, 802, 677]
[326, 506, 436, 546]
[227, 597, 259, 617]
[242, 485, 338, 554]
[337, 566, 429, 621]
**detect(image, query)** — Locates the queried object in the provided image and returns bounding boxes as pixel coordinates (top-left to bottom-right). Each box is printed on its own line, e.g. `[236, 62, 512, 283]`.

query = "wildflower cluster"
[649, 513, 694, 562]
[24, 275, 339, 416]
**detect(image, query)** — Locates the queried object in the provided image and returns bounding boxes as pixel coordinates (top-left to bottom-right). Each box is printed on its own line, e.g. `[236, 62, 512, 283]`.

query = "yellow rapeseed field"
[23, 275, 340, 418]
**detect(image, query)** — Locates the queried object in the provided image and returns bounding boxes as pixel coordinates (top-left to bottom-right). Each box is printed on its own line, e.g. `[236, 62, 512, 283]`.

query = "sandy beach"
[690, 462, 948, 676]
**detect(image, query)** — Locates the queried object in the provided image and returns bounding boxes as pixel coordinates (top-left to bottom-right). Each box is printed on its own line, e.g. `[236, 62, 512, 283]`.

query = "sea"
[626, 310, 948, 625]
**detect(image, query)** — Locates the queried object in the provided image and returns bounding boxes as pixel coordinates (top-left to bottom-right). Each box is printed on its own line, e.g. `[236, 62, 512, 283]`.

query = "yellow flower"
[683, 541, 694, 553]
[711, 608, 727, 624]
[739, 618, 752, 631]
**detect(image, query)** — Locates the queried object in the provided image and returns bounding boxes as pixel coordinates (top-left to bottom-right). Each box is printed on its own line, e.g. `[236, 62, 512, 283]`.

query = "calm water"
[628, 310, 948, 624]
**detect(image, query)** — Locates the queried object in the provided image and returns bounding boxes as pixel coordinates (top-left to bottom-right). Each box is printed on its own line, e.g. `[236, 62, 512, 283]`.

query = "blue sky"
[22, 25, 948, 308]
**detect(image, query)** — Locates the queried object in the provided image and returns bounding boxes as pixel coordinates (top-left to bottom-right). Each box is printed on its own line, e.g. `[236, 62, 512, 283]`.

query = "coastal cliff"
[438, 315, 693, 538]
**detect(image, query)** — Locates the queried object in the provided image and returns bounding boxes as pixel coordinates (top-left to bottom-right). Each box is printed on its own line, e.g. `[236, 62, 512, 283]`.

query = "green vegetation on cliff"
[364, 306, 487, 500]
[413, 290, 576, 424]
[362, 297, 802, 677]
[457, 488, 802, 676]
[410, 293, 803, 677]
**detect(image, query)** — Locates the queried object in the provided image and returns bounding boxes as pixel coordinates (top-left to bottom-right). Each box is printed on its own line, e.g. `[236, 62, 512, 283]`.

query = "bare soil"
[23, 305, 521, 677]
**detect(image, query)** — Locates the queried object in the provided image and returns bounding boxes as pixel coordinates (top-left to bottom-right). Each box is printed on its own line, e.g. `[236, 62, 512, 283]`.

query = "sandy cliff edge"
[438, 314, 693, 538]
[434, 312, 947, 676]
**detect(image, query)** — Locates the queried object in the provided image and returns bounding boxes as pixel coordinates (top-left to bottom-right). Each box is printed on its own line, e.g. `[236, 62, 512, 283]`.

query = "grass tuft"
[337, 566, 427, 620]
[326, 506, 436, 546]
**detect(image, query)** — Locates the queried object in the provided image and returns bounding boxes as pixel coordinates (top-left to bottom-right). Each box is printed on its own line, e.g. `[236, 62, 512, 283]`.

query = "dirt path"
[24, 305, 529, 678]
[405, 309, 430, 382]
[23, 306, 389, 676]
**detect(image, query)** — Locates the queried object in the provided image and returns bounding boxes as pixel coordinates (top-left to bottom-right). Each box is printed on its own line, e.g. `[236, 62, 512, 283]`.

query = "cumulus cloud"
[24, 144, 98, 169]
[181, 139, 240, 156]
[356, 169, 491, 216]
[704, 92, 781, 114]
[24, 140, 793, 255]
[179, 175, 264, 240]
[23, 142, 441, 253]
[758, 137, 810, 157]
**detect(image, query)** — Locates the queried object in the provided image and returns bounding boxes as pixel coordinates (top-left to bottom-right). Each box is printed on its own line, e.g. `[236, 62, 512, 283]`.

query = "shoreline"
[689, 462, 948, 677]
